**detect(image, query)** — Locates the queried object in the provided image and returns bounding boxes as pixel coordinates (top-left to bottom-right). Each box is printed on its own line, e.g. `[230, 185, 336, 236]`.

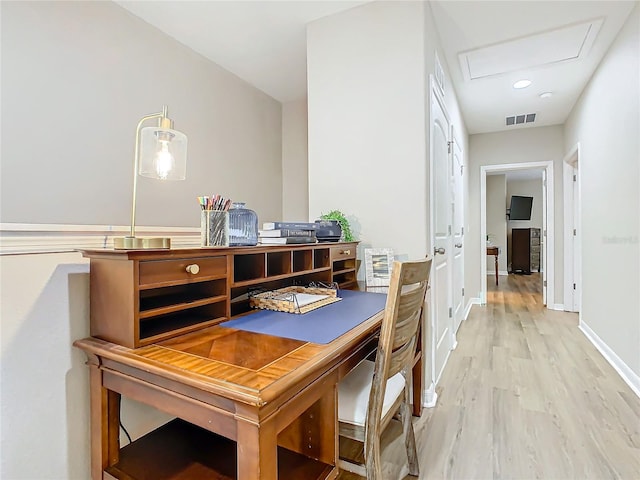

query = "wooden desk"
[74, 246, 422, 479]
[486, 246, 500, 285]
[75, 295, 383, 480]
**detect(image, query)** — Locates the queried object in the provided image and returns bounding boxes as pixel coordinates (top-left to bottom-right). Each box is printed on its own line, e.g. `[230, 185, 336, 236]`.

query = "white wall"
[307, 1, 429, 260]
[564, 4, 640, 379]
[469, 125, 565, 302]
[1, 2, 285, 478]
[507, 178, 544, 267]
[307, 0, 469, 263]
[1, 1, 282, 228]
[282, 98, 310, 221]
[486, 175, 507, 272]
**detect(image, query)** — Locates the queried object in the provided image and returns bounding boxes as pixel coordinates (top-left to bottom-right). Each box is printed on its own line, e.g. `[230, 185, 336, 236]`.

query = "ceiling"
[115, 0, 368, 103]
[116, 1, 636, 134]
[430, 1, 636, 134]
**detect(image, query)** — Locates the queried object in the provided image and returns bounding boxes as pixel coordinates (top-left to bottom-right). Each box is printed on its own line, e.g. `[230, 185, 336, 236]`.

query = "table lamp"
[114, 105, 187, 249]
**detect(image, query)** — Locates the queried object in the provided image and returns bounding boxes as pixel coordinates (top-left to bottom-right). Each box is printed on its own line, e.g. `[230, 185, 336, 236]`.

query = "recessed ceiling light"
[513, 79, 532, 89]
[539, 92, 553, 99]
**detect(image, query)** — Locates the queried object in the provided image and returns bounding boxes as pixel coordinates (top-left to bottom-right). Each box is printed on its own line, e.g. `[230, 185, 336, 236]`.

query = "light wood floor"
[338, 273, 640, 479]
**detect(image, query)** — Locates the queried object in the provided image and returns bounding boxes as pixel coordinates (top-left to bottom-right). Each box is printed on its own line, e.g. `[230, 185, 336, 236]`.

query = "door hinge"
[573, 229, 577, 236]
[461, 227, 464, 235]
[573, 174, 577, 182]
[573, 283, 576, 290]
[448, 225, 452, 235]
[460, 165, 464, 176]
[544, 229, 547, 236]
[462, 287, 465, 296]
[543, 280, 547, 287]
[448, 307, 452, 318]
[543, 179, 547, 187]
[447, 141, 452, 154]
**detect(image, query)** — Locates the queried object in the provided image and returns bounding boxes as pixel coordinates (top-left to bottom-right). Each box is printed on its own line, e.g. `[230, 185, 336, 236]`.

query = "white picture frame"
[364, 248, 394, 287]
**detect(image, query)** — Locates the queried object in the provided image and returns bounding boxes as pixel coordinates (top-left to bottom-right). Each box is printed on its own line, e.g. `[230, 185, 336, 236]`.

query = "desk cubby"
[267, 251, 291, 276]
[314, 248, 330, 269]
[293, 249, 312, 272]
[233, 253, 265, 282]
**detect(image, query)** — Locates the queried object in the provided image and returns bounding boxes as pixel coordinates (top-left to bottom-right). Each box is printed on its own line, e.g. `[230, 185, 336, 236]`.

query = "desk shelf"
[106, 419, 334, 480]
[139, 307, 227, 345]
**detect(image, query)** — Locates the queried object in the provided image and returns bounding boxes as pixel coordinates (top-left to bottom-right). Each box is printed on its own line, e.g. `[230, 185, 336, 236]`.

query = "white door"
[542, 169, 548, 305]
[572, 164, 581, 312]
[451, 133, 464, 335]
[431, 85, 452, 383]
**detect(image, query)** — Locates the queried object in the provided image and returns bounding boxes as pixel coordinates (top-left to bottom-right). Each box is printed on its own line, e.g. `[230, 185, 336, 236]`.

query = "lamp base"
[114, 236, 171, 250]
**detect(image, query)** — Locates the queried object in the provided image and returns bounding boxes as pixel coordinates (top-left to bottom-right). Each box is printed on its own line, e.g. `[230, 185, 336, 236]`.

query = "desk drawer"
[331, 245, 356, 261]
[139, 256, 227, 287]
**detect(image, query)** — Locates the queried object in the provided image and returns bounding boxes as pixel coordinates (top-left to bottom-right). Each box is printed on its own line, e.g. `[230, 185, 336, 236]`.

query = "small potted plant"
[319, 210, 354, 242]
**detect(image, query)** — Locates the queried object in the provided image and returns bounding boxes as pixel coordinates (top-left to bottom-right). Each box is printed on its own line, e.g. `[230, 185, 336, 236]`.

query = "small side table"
[486, 246, 500, 286]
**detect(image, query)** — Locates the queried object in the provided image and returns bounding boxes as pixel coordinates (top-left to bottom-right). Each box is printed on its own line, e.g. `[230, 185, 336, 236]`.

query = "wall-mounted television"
[508, 195, 533, 220]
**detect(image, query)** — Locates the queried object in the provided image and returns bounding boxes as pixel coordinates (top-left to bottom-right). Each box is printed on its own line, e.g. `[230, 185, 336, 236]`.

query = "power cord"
[119, 419, 132, 444]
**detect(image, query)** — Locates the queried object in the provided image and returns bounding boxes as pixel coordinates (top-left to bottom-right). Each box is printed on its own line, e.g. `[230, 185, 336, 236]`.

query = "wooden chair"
[338, 257, 432, 478]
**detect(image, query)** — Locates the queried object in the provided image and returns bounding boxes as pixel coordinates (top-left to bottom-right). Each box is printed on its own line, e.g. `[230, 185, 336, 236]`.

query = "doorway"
[480, 161, 555, 307]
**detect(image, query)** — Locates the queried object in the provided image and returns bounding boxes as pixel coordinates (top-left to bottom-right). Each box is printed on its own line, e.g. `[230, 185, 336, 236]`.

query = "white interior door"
[542, 169, 548, 305]
[451, 133, 464, 335]
[572, 164, 581, 312]
[431, 86, 452, 383]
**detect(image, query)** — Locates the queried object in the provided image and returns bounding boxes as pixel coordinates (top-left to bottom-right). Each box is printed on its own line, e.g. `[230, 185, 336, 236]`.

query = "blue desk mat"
[222, 289, 387, 344]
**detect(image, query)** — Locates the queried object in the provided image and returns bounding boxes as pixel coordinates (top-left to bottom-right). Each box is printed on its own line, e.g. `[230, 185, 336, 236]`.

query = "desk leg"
[87, 356, 120, 480]
[494, 255, 499, 286]
[278, 388, 337, 465]
[237, 418, 278, 480]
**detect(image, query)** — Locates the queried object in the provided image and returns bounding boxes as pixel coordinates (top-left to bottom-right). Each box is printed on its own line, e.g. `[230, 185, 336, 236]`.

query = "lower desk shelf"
[106, 419, 333, 480]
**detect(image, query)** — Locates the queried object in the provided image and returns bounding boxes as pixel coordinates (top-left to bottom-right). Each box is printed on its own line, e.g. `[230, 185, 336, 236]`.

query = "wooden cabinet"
[511, 228, 540, 274]
[82, 242, 359, 348]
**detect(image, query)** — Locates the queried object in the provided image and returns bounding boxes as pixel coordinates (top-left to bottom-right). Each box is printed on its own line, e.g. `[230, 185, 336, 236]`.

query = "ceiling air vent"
[506, 113, 536, 126]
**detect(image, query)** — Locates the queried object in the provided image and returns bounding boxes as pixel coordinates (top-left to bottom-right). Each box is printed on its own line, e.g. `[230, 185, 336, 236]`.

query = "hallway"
[339, 274, 640, 479]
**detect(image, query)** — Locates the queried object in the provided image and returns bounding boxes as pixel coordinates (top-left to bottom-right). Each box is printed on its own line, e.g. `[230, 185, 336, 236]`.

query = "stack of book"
[258, 222, 318, 244]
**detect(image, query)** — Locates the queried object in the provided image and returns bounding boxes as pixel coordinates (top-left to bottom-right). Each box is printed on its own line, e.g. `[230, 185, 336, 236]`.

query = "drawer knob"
[185, 264, 200, 275]
[342, 250, 351, 255]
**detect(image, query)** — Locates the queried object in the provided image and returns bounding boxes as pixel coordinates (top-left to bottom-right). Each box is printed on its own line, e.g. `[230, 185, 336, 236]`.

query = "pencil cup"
[201, 211, 229, 247]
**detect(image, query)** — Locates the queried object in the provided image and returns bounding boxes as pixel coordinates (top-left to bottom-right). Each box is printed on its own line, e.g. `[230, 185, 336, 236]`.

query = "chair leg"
[364, 434, 383, 480]
[400, 400, 419, 476]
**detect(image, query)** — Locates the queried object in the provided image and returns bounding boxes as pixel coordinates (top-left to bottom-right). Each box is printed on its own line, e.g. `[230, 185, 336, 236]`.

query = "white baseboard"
[464, 298, 481, 320]
[580, 321, 640, 399]
[423, 383, 438, 408]
[550, 304, 565, 311]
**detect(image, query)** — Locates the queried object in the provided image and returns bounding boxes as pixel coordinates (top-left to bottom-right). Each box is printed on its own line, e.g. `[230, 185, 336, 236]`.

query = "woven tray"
[249, 286, 341, 314]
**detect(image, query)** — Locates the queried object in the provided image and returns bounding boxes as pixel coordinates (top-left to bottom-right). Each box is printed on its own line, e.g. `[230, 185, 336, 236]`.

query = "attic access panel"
[459, 19, 603, 80]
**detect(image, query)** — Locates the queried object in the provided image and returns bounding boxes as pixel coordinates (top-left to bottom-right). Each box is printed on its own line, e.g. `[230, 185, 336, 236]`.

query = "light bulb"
[513, 79, 532, 89]
[154, 140, 175, 179]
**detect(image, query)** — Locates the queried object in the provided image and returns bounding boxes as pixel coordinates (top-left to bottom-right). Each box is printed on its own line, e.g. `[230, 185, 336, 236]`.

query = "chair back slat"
[392, 288, 426, 350]
[388, 337, 416, 378]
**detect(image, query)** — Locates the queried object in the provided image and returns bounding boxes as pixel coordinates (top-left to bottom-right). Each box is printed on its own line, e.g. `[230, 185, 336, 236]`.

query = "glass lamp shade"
[138, 126, 187, 180]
